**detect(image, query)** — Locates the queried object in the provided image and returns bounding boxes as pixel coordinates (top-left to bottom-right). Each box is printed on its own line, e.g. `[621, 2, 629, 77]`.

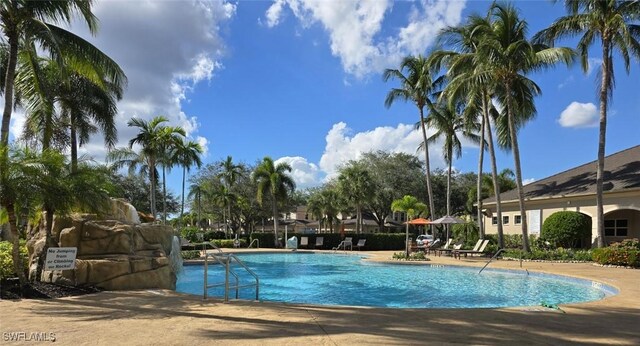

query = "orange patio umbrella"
[403, 218, 431, 256]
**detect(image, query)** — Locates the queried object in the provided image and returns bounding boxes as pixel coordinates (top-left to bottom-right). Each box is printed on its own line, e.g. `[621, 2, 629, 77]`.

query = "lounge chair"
[429, 238, 451, 255]
[300, 236, 309, 249]
[454, 239, 490, 259]
[333, 237, 352, 251]
[354, 239, 366, 250]
[315, 237, 324, 249]
[435, 242, 462, 257]
[423, 239, 441, 254]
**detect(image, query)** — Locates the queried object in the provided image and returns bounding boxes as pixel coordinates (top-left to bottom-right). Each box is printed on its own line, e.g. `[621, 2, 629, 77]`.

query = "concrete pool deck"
[1, 249, 639, 345]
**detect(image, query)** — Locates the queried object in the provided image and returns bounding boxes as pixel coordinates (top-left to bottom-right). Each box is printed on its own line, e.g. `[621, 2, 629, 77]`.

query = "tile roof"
[483, 145, 640, 204]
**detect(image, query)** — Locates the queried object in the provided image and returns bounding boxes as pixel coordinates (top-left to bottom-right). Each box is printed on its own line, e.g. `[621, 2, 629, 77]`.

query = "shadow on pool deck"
[8, 289, 640, 345]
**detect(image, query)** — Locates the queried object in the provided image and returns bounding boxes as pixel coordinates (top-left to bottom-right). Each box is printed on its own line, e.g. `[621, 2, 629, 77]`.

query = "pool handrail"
[478, 248, 506, 274]
[204, 252, 259, 302]
[248, 239, 260, 249]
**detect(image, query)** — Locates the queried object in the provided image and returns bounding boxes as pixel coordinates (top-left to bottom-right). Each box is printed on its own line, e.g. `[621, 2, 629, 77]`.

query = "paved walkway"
[1, 250, 639, 345]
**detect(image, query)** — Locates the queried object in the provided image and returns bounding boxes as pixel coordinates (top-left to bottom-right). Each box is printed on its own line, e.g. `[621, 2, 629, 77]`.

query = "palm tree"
[423, 101, 481, 218]
[533, 0, 640, 248]
[126, 116, 175, 220]
[188, 182, 205, 230]
[253, 157, 295, 247]
[209, 184, 237, 238]
[218, 156, 243, 235]
[478, 3, 574, 251]
[173, 139, 203, 226]
[391, 195, 427, 256]
[384, 55, 442, 221]
[431, 15, 496, 240]
[157, 125, 186, 224]
[337, 164, 375, 234]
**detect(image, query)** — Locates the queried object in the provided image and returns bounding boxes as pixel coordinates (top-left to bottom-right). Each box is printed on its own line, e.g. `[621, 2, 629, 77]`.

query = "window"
[515, 215, 522, 225]
[492, 217, 498, 225]
[605, 219, 628, 237]
[305, 214, 308, 220]
[503, 216, 510, 225]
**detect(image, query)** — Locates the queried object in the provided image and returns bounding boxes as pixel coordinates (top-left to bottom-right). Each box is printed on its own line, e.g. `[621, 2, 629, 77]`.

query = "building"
[482, 145, 640, 245]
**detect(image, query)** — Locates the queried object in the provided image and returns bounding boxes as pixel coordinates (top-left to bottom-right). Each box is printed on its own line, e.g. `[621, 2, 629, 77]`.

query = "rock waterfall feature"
[27, 199, 178, 290]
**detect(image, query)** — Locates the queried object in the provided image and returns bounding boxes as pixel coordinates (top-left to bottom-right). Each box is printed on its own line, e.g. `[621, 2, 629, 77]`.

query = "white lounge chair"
[454, 239, 490, 259]
[300, 236, 309, 249]
[354, 239, 366, 250]
[315, 237, 324, 249]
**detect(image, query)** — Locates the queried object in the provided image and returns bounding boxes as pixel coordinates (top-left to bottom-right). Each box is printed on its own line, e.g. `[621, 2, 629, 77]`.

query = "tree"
[479, 3, 574, 251]
[384, 55, 441, 221]
[391, 195, 427, 256]
[423, 100, 481, 217]
[534, 0, 640, 248]
[337, 163, 375, 234]
[188, 182, 205, 230]
[253, 157, 295, 247]
[218, 156, 243, 235]
[173, 139, 202, 225]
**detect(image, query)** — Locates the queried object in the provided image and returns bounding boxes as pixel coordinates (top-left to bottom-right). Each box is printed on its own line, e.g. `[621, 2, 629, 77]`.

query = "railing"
[248, 239, 260, 249]
[478, 248, 506, 274]
[332, 240, 352, 252]
[203, 250, 259, 302]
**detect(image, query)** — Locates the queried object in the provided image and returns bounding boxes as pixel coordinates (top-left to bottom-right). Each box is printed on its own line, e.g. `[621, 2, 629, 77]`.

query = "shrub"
[541, 211, 591, 248]
[181, 250, 201, 260]
[484, 234, 538, 249]
[392, 251, 428, 261]
[181, 227, 200, 243]
[452, 222, 480, 249]
[0, 240, 28, 280]
[503, 248, 592, 261]
[592, 239, 640, 267]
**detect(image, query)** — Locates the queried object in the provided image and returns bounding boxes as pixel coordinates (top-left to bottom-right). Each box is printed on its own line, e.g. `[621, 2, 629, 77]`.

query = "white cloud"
[275, 156, 321, 188]
[196, 136, 210, 158]
[264, 0, 466, 77]
[523, 178, 536, 186]
[319, 122, 447, 179]
[558, 102, 598, 128]
[65, 0, 236, 162]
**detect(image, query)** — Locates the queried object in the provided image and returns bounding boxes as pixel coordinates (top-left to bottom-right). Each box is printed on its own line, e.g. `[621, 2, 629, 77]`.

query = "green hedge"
[181, 250, 201, 260]
[181, 227, 228, 243]
[503, 248, 592, 261]
[484, 234, 538, 249]
[249, 232, 407, 250]
[542, 211, 591, 248]
[592, 239, 640, 267]
[0, 240, 28, 280]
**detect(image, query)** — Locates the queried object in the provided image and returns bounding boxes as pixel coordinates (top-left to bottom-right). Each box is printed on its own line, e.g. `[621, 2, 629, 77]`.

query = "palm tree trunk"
[484, 93, 505, 248]
[197, 192, 201, 230]
[506, 85, 530, 252]
[150, 159, 156, 220]
[446, 147, 452, 216]
[162, 165, 167, 224]
[180, 167, 186, 223]
[6, 203, 27, 285]
[357, 205, 362, 234]
[419, 107, 436, 220]
[272, 202, 280, 248]
[1, 23, 18, 146]
[477, 112, 486, 238]
[596, 44, 611, 248]
[70, 113, 78, 174]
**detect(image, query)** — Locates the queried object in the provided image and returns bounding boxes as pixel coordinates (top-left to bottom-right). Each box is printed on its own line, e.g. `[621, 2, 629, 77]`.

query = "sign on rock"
[44, 247, 77, 270]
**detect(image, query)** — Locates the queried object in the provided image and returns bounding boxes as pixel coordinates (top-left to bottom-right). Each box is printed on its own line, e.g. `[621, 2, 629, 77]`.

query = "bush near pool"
[0, 240, 28, 280]
[592, 239, 640, 267]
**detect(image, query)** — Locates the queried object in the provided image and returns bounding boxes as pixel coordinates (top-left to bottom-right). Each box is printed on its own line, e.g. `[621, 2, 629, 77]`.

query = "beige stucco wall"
[482, 190, 640, 243]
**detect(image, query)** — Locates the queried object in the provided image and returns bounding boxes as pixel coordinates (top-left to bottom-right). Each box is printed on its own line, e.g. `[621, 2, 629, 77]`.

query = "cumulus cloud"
[61, 0, 237, 162]
[558, 102, 598, 128]
[264, 0, 466, 77]
[275, 156, 321, 188]
[319, 122, 448, 179]
[523, 178, 536, 186]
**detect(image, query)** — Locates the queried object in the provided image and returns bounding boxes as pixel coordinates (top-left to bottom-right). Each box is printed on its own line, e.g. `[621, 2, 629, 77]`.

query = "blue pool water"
[176, 253, 616, 308]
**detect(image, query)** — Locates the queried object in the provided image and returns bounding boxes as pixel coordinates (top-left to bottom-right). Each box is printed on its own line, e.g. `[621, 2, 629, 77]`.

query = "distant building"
[482, 145, 640, 245]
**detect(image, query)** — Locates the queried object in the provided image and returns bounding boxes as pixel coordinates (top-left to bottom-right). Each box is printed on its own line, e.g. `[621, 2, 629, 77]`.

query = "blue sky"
[10, 0, 640, 199]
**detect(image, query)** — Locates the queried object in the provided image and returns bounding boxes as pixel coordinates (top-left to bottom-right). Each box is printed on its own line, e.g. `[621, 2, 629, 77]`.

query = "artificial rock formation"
[27, 199, 178, 290]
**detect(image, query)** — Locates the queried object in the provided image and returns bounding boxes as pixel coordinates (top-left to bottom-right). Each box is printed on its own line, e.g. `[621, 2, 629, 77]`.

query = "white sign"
[44, 247, 77, 270]
[528, 210, 541, 235]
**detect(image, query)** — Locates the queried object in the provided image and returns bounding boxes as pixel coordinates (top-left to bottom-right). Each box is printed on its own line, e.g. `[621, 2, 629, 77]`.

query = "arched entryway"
[603, 208, 640, 245]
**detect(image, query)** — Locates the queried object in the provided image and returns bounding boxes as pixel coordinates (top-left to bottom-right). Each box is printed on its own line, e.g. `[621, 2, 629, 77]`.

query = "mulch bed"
[1, 278, 102, 300]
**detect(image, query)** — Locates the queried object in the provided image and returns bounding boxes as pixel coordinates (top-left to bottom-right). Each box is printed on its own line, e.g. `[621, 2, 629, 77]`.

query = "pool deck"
[1, 249, 639, 345]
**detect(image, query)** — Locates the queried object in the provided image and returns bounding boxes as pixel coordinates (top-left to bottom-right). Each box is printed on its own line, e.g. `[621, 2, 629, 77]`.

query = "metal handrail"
[333, 240, 352, 252]
[248, 239, 260, 249]
[478, 248, 506, 274]
[203, 252, 259, 302]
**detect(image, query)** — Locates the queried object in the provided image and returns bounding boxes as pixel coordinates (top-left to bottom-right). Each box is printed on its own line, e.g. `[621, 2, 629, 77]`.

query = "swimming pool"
[176, 252, 617, 308]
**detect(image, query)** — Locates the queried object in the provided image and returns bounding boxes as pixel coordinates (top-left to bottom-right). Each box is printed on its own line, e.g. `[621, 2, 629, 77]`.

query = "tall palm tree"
[534, 0, 640, 248]
[157, 125, 186, 224]
[0, 0, 125, 147]
[218, 156, 243, 235]
[253, 157, 295, 247]
[173, 139, 203, 226]
[188, 182, 204, 230]
[423, 101, 481, 218]
[391, 195, 427, 256]
[209, 184, 237, 238]
[384, 55, 442, 221]
[478, 3, 574, 251]
[337, 164, 375, 234]
[431, 15, 497, 241]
